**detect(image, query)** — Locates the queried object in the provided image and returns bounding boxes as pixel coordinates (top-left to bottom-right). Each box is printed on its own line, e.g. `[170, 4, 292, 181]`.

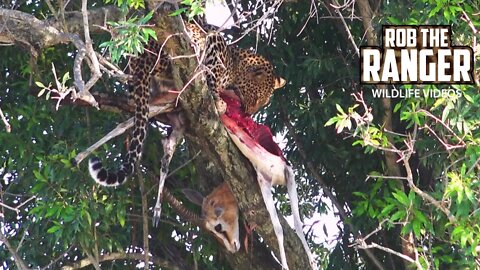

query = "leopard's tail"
[88, 77, 150, 186]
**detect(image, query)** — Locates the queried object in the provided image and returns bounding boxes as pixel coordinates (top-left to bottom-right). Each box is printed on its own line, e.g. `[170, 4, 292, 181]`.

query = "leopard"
[88, 22, 286, 186]
[192, 25, 287, 115]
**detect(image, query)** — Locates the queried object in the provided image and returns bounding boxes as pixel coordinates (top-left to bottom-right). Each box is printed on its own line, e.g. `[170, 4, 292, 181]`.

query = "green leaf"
[388, 16, 402, 25]
[401, 222, 412, 235]
[37, 88, 46, 97]
[428, 5, 442, 17]
[142, 28, 157, 40]
[442, 102, 453, 122]
[336, 118, 347, 133]
[30, 181, 46, 193]
[412, 220, 421, 236]
[83, 210, 92, 226]
[33, 170, 47, 182]
[47, 225, 61, 234]
[45, 207, 58, 218]
[62, 72, 70, 85]
[62, 207, 75, 222]
[335, 104, 345, 115]
[465, 187, 475, 203]
[443, 9, 451, 22]
[451, 226, 464, 238]
[140, 11, 154, 24]
[324, 116, 340, 127]
[169, 8, 187, 17]
[393, 102, 402, 113]
[408, 190, 415, 203]
[354, 202, 366, 215]
[413, 209, 428, 225]
[380, 204, 395, 217]
[460, 233, 468, 247]
[117, 210, 126, 227]
[63, 214, 75, 223]
[352, 191, 366, 199]
[35, 81, 46, 88]
[392, 191, 409, 206]
[390, 210, 406, 222]
[463, 93, 474, 103]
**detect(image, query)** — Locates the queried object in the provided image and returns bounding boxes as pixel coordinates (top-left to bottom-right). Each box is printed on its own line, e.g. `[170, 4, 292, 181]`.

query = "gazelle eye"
[214, 224, 222, 233]
[214, 207, 223, 217]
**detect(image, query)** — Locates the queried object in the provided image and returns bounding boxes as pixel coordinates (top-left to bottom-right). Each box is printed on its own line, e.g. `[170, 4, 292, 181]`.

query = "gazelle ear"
[182, 189, 204, 206]
[274, 76, 286, 90]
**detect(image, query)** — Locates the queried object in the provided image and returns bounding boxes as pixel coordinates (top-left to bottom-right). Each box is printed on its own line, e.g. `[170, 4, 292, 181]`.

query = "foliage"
[105, 0, 145, 11]
[169, 0, 206, 19]
[100, 11, 156, 63]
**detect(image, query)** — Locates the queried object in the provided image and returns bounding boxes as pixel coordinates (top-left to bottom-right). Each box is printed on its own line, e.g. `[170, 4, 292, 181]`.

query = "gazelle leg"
[257, 172, 289, 270]
[284, 166, 317, 269]
[152, 114, 184, 227]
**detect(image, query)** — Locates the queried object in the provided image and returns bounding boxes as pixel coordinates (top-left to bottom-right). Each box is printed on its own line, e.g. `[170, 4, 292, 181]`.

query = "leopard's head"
[233, 50, 286, 115]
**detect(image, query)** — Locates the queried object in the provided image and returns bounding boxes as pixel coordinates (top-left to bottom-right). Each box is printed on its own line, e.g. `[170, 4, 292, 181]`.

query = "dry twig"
[329, 0, 359, 55]
[136, 164, 150, 270]
[0, 196, 36, 214]
[0, 107, 11, 132]
[60, 252, 178, 269]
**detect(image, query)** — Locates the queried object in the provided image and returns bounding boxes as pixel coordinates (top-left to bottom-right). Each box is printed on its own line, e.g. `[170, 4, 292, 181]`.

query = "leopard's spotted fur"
[88, 39, 173, 186]
[89, 23, 285, 186]
[197, 27, 286, 115]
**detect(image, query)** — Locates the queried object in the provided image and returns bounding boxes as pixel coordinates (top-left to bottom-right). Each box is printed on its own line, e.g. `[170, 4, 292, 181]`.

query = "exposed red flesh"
[220, 93, 285, 160]
[150, 88, 285, 160]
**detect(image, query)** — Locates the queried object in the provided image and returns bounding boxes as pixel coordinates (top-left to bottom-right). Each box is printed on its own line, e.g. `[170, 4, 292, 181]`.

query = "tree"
[0, 0, 479, 269]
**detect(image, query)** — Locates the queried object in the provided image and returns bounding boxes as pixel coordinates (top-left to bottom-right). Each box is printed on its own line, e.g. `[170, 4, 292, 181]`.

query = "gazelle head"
[183, 183, 240, 253]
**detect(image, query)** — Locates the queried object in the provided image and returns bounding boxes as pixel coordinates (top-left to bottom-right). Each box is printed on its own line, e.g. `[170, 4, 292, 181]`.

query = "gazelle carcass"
[219, 94, 317, 270]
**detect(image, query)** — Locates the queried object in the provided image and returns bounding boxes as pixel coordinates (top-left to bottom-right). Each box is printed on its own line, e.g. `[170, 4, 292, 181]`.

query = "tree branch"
[136, 164, 150, 270]
[356, 241, 423, 269]
[79, 0, 102, 95]
[0, 6, 123, 47]
[0, 229, 30, 270]
[401, 127, 456, 224]
[0, 106, 11, 132]
[354, 220, 424, 269]
[60, 252, 178, 269]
